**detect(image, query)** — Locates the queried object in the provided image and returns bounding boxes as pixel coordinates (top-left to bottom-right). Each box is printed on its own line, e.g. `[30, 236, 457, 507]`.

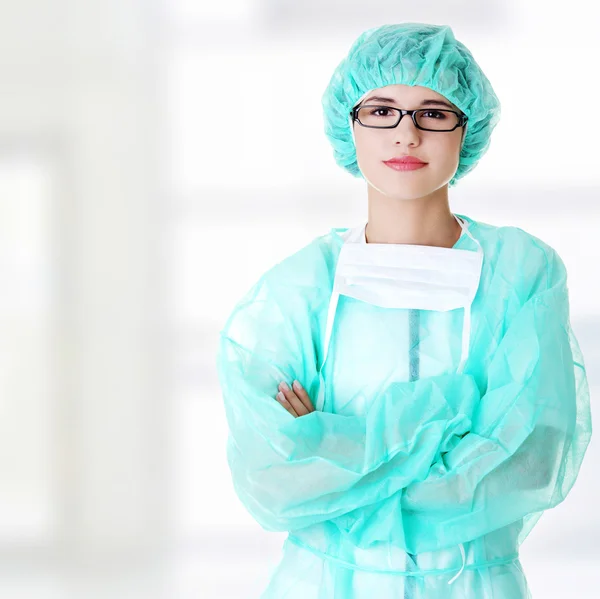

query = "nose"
[392, 112, 420, 145]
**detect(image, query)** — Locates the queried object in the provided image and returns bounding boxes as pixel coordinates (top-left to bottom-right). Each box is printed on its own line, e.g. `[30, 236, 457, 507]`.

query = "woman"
[216, 23, 592, 598]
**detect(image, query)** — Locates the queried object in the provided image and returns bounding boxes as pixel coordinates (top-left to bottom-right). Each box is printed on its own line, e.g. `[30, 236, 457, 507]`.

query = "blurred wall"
[0, 0, 167, 568]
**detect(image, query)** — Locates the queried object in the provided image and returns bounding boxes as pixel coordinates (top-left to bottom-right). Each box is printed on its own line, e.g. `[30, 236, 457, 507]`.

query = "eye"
[370, 107, 393, 117]
[422, 110, 447, 119]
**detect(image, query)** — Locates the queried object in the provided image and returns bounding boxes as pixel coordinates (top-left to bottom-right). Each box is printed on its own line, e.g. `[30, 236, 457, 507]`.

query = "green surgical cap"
[321, 23, 501, 187]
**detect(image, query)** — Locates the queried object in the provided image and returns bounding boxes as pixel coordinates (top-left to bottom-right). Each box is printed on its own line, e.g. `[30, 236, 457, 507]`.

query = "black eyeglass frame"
[350, 105, 468, 132]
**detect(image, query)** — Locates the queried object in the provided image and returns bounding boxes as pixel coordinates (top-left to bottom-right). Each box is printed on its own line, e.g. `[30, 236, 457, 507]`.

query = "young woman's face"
[352, 84, 466, 200]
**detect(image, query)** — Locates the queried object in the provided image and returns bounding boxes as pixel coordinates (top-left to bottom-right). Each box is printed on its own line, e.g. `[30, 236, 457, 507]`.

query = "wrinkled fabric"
[321, 23, 501, 187]
[216, 213, 592, 598]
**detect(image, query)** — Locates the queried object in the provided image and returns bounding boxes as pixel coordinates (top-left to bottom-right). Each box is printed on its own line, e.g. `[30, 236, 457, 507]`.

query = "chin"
[368, 176, 438, 200]
[390, 189, 435, 201]
[367, 166, 452, 199]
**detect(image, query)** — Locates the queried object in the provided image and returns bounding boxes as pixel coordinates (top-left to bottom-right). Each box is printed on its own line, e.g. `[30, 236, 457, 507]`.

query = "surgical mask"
[315, 214, 483, 413]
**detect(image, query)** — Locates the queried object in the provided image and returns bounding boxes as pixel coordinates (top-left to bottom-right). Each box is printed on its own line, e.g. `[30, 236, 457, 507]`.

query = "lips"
[383, 157, 428, 172]
[384, 156, 427, 165]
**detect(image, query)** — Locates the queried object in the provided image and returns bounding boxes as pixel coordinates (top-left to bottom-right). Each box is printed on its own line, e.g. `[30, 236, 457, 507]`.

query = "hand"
[276, 380, 315, 417]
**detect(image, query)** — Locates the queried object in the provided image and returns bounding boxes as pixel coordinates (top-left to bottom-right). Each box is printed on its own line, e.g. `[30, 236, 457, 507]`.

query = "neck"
[364, 185, 462, 247]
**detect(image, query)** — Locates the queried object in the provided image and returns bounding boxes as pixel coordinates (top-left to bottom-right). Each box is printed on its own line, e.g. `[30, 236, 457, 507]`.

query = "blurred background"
[0, 0, 598, 597]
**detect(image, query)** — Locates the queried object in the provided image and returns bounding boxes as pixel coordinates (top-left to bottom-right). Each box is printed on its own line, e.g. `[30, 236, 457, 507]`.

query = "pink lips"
[383, 160, 428, 171]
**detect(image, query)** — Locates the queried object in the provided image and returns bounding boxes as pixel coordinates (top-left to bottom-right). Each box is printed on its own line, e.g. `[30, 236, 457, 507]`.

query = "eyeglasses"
[350, 105, 468, 132]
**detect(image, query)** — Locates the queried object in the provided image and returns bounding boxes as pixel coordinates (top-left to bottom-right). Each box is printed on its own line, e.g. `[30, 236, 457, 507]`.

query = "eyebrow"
[360, 96, 456, 110]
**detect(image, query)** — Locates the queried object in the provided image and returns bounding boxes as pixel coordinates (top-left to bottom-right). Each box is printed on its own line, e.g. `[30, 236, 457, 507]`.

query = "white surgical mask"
[315, 214, 483, 412]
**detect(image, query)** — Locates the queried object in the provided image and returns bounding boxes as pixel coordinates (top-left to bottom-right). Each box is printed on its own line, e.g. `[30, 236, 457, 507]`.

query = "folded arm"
[217, 273, 477, 532]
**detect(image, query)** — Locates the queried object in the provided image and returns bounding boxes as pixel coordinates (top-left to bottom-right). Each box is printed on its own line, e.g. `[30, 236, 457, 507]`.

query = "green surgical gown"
[216, 213, 592, 598]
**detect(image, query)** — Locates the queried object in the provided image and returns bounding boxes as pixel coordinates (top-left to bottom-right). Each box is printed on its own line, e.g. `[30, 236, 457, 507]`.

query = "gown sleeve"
[387, 246, 592, 554]
[216, 263, 478, 533]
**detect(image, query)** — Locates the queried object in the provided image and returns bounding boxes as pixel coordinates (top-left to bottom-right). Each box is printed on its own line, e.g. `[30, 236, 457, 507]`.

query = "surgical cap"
[321, 23, 501, 187]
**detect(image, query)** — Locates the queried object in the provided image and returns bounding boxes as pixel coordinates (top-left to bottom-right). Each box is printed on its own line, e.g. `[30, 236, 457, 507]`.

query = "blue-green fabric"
[321, 23, 501, 187]
[216, 214, 592, 598]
